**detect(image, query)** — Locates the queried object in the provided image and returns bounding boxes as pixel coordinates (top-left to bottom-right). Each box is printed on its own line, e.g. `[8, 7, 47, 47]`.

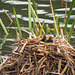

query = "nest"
[0, 35, 75, 75]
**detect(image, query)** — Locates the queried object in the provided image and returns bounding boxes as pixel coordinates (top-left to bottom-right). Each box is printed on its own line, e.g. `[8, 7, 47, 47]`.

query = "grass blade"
[13, 7, 22, 36]
[45, 24, 50, 34]
[68, 20, 75, 42]
[63, 0, 75, 34]
[31, 0, 37, 34]
[28, 0, 32, 32]
[56, 17, 59, 36]
[30, 4, 45, 34]
[50, 0, 59, 37]
[32, 0, 37, 15]
[0, 35, 8, 49]
[33, 22, 36, 34]
[0, 18, 8, 35]
[39, 21, 44, 36]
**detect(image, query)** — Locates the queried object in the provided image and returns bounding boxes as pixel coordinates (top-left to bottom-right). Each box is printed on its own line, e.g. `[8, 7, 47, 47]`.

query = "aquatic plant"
[28, 0, 32, 32]
[13, 7, 22, 36]
[63, 0, 75, 35]
[49, 0, 75, 42]
[0, 18, 8, 35]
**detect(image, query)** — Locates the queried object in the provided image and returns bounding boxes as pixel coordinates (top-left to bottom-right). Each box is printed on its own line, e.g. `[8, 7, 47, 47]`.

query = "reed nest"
[0, 35, 75, 75]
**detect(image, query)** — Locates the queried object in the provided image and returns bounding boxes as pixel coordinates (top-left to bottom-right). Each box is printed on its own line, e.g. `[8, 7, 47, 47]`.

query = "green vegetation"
[68, 20, 75, 42]
[63, 0, 75, 35]
[13, 7, 22, 36]
[0, 19, 8, 35]
[28, 0, 32, 32]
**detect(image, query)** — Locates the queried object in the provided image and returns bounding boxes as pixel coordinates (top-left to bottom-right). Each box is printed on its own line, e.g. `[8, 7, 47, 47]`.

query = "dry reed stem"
[50, 0, 59, 36]
[38, 57, 47, 70]
[64, 0, 68, 23]
[30, 4, 42, 28]
[20, 61, 28, 72]
[19, 42, 27, 52]
[0, 35, 75, 75]
[58, 59, 62, 73]
[61, 63, 68, 75]
[71, 67, 75, 75]
[47, 72, 60, 75]
[3, 9, 13, 22]
[3, 9, 13, 27]
[61, 0, 63, 7]
[38, 56, 45, 63]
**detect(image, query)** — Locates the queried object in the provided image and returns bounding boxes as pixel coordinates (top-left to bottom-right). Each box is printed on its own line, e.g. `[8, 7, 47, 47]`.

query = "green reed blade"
[68, 19, 75, 42]
[31, 6, 36, 34]
[50, 0, 59, 37]
[39, 21, 44, 36]
[45, 24, 49, 34]
[33, 22, 36, 34]
[31, 0, 37, 33]
[28, 0, 32, 32]
[56, 17, 59, 36]
[0, 51, 2, 61]
[63, 0, 75, 34]
[13, 7, 22, 36]
[30, 4, 45, 34]
[32, 0, 37, 15]
[32, 11, 36, 24]
[0, 18, 8, 35]
[0, 35, 8, 49]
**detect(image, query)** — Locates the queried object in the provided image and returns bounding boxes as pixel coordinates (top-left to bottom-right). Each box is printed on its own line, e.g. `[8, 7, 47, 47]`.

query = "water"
[0, 0, 75, 55]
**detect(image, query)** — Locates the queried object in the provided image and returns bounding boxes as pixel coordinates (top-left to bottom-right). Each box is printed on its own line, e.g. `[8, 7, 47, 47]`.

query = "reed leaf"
[32, 0, 37, 15]
[68, 20, 75, 42]
[30, 4, 45, 34]
[45, 24, 50, 34]
[28, 0, 32, 32]
[56, 17, 59, 36]
[0, 18, 8, 35]
[50, 0, 59, 37]
[32, 12, 36, 24]
[0, 35, 8, 49]
[63, 0, 75, 34]
[31, 0, 37, 34]
[33, 22, 36, 34]
[39, 21, 44, 36]
[13, 7, 22, 36]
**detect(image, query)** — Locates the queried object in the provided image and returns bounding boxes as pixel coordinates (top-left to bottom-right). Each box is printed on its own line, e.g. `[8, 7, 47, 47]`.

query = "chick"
[41, 34, 47, 42]
[41, 34, 53, 43]
[46, 36, 53, 43]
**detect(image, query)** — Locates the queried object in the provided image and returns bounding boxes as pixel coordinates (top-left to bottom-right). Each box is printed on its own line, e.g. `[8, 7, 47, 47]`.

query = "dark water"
[0, 0, 75, 55]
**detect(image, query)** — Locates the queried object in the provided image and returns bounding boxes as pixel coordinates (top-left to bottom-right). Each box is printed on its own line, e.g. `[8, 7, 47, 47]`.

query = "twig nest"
[0, 35, 75, 75]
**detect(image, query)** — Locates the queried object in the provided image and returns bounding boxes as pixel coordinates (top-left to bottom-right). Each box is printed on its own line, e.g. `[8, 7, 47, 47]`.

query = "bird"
[46, 36, 53, 43]
[41, 34, 53, 43]
[41, 34, 47, 42]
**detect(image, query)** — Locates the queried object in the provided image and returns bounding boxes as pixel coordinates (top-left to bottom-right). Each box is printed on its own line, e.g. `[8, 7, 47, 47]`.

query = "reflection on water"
[0, 10, 9, 13]
[37, 10, 48, 14]
[37, 4, 50, 7]
[64, 0, 72, 2]
[4, 1, 32, 5]
[0, 0, 75, 55]
[46, 13, 75, 19]
[55, 8, 75, 11]
[59, 22, 75, 28]
[6, 27, 29, 30]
